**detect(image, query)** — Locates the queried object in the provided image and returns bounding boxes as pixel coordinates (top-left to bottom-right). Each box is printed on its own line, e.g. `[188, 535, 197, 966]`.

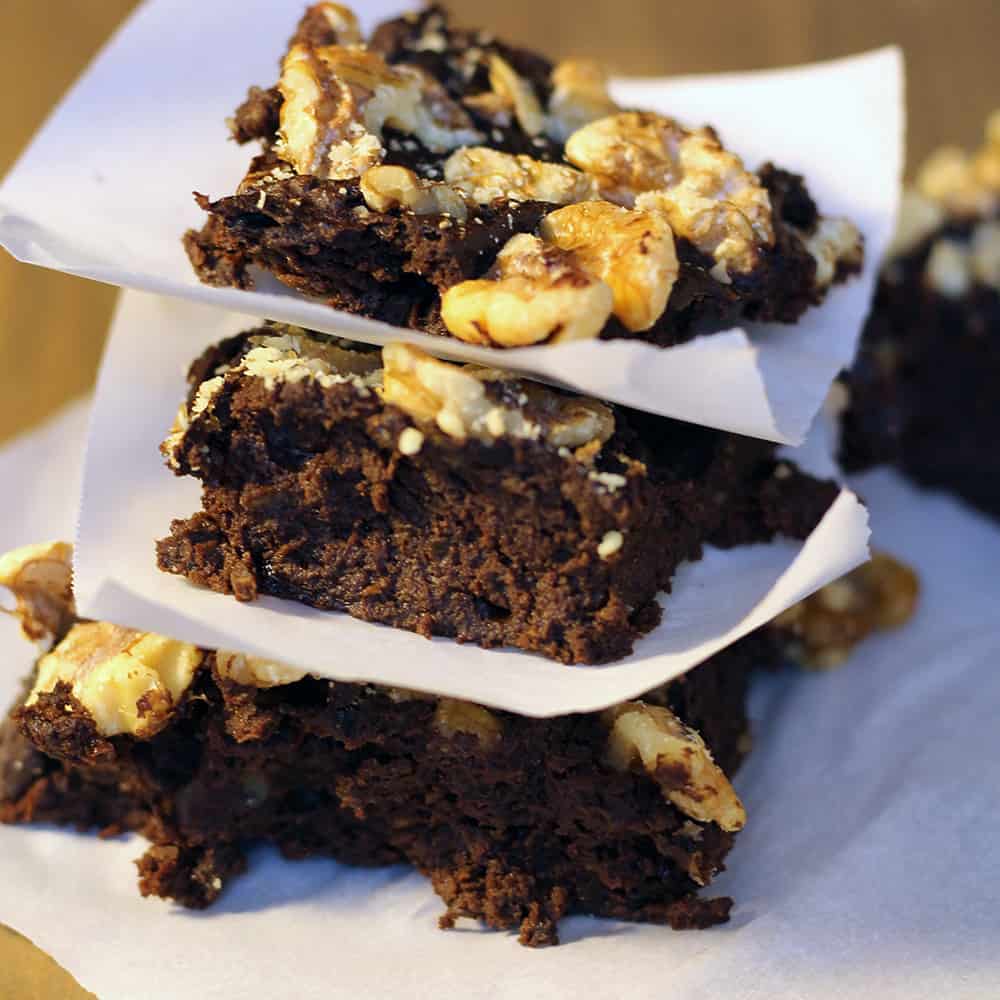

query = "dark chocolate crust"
[157, 330, 838, 664]
[184, 6, 857, 349]
[1, 634, 768, 945]
[840, 216, 1000, 518]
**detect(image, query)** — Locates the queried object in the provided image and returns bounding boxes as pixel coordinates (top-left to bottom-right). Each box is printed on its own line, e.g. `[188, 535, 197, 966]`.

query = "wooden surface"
[1, 1, 998, 995]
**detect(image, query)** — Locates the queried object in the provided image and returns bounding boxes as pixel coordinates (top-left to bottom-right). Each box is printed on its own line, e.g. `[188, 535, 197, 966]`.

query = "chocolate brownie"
[840, 112, 1000, 518]
[185, 4, 863, 349]
[155, 328, 839, 664]
[1, 542, 757, 945]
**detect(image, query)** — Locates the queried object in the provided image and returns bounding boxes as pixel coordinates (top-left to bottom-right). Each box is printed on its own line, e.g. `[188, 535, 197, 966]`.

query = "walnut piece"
[798, 217, 863, 289]
[277, 43, 481, 179]
[565, 111, 773, 275]
[360, 164, 469, 221]
[915, 110, 1000, 217]
[239, 333, 383, 391]
[441, 233, 613, 347]
[434, 698, 502, 747]
[306, 2, 362, 44]
[603, 702, 746, 832]
[464, 54, 546, 137]
[540, 202, 678, 331]
[887, 189, 946, 259]
[0, 541, 74, 644]
[443, 147, 595, 205]
[215, 651, 307, 688]
[773, 551, 919, 669]
[28, 622, 203, 738]
[546, 59, 619, 143]
[381, 342, 614, 449]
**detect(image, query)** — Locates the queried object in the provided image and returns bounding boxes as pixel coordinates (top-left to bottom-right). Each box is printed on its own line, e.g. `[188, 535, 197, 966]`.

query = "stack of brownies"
[0, 3, 914, 946]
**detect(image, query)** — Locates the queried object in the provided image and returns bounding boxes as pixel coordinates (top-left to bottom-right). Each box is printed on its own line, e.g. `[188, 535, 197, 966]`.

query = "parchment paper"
[2, 401, 997, 1000]
[73, 292, 869, 717]
[0, 0, 903, 443]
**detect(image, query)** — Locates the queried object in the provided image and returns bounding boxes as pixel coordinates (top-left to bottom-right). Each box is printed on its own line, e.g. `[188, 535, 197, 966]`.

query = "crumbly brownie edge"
[2, 636, 758, 944]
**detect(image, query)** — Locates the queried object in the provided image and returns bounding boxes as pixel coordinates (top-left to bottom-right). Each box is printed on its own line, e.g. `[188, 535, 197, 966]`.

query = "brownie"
[184, 4, 862, 349]
[840, 113, 1000, 518]
[0, 542, 759, 945]
[155, 327, 839, 664]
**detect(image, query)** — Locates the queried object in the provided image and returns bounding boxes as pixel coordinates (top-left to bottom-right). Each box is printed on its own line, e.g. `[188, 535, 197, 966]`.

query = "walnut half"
[603, 702, 746, 832]
[440, 234, 614, 347]
[539, 201, 678, 331]
[565, 111, 774, 276]
[28, 622, 204, 738]
[774, 551, 920, 669]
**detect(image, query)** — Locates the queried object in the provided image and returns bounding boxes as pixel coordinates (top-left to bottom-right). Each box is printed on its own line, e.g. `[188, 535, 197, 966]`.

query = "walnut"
[539, 202, 678, 331]
[603, 702, 746, 832]
[360, 164, 469, 221]
[434, 698, 502, 747]
[546, 59, 619, 143]
[565, 111, 773, 275]
[443, 147, 596, 205]
[277, 43, 481, 179]
[380, 342, 614, 449]
[970, 220, 1000, 290]
[214, 651, 307, 688]
[910, 111, 1000, 220]
[464, 54, 545, 137]
[887, 189, 945, 259]
[0, 541, 74, 644]
[773, 551, 919, 669]
[924, 238, 972, 298]
[239, 333, 382, 390]
[519, 384, 616, 451]
[440, 233, 613, 346]
[305, 2, 362, 44]
[28, 622, 203, 738]
[798, 217, 863, 289]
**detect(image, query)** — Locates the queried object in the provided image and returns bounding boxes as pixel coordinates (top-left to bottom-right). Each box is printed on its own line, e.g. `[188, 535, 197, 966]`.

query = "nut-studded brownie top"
[186, 3, 863, 349]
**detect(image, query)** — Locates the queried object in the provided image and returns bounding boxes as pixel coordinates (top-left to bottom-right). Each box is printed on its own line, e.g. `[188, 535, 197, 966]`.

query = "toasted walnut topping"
[887, 189, 946, 259]
[381, 342, 613, 451]
[240, 333, 383, 391]
[441, 233, 613, 346]
[277, 43, 481, 179]
[921, 220, 1000, 297]
[773, 552, 919, 669]
[28, 622, 202, 738]
[798, 217, 863, 289]
[434, 698, 502, 747]
[970, 220, 1000, 289]
[915, 111, 1000, 217]
[360, 165, 469, 221]
[0, 541, 74, 644]
[925, 238, 972, 298]
[540, 202, 678, 331]
[565, 111, 773, 275]
[444, 147, 595, 205]
[520, 384, 615, 450]
[308, 2, 362, 44]
[603, 702, 746, 832]
[546, 59, 619, 143]
[215, 651, 307, 688]
[464, 54, 545, 137]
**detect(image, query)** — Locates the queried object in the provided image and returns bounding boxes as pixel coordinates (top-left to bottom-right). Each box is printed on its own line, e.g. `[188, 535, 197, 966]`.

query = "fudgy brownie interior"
[157, 329, 839, 663]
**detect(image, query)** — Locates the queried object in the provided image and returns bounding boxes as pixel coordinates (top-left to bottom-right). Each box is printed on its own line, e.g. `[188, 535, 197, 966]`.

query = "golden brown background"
[1, 0, 998, 994]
